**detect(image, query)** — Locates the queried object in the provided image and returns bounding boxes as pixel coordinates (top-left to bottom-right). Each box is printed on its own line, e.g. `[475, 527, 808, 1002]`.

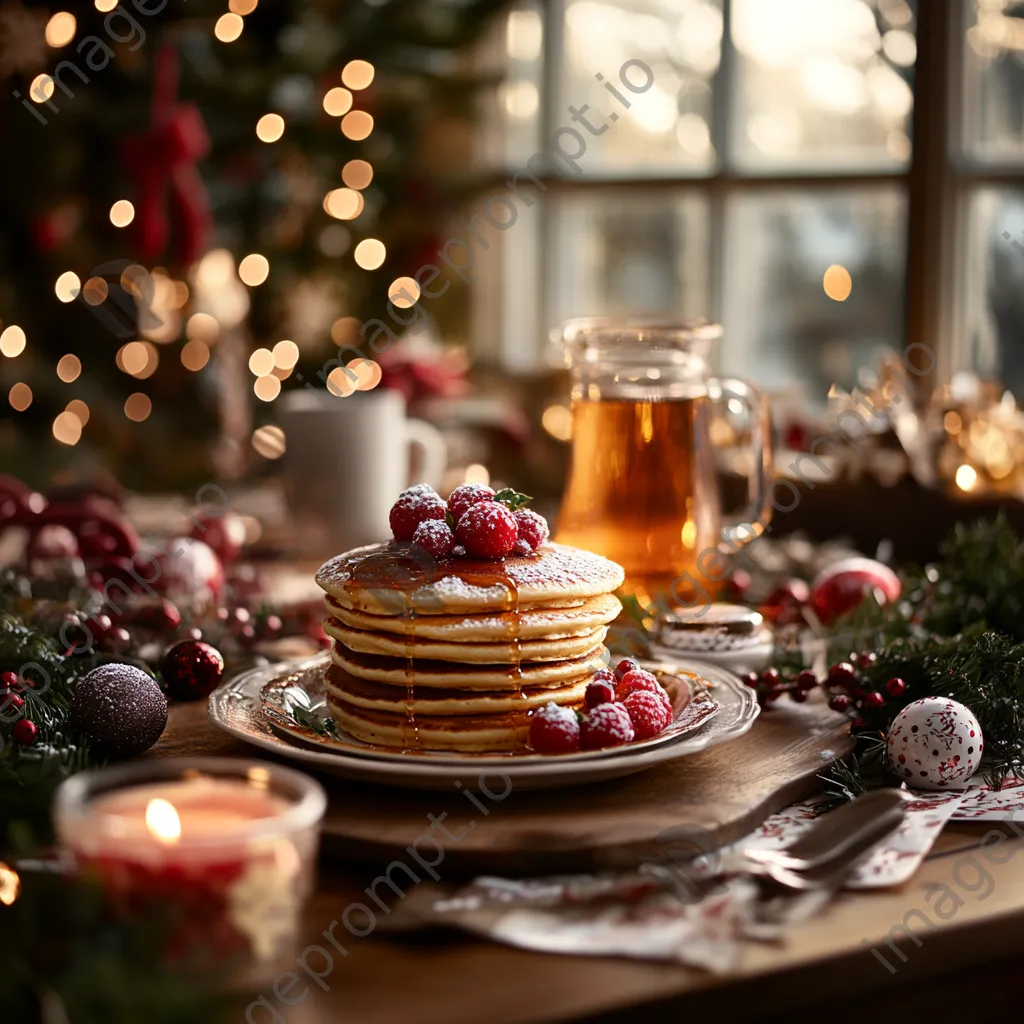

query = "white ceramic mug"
[278, 389, 447, 556]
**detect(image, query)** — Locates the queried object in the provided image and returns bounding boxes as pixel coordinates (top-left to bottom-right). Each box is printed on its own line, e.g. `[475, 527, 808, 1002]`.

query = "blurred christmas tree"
[0, 0, 506, 491]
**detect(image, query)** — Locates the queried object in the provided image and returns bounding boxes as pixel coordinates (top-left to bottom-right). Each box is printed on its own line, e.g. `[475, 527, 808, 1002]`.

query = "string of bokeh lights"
[4, 2, 412, 460]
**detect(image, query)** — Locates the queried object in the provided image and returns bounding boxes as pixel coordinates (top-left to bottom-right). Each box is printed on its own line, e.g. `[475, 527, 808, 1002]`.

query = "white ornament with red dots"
[885, 697, 983, 791]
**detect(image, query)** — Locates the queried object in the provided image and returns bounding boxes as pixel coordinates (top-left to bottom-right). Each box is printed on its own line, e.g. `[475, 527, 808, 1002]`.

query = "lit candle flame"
[0, 862, 20, 905]
[145, 798, 182, 844]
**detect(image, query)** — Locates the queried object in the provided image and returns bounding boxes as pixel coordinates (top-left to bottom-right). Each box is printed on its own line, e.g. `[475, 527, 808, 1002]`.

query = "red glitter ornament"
[160, 639, 224, 701]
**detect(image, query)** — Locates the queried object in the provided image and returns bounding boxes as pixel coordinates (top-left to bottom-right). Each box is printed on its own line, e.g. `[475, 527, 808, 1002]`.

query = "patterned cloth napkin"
[381, 778, 1024, 970]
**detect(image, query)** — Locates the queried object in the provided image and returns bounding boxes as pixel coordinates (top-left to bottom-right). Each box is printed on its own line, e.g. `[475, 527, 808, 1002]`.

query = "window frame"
[480, 0, 1013, 392]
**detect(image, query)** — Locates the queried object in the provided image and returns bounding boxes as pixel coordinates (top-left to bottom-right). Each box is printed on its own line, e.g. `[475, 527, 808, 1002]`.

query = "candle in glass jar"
[54, 759, 326, 968]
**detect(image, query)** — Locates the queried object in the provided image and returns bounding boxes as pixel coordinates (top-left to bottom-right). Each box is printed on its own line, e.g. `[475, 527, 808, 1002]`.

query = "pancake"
[324, 617, 608, 664]
[326, 697, 535, 753]
[330, 643, 611, 690]
[324, 592, 622, 642]
[324, 664, 590, 715]
[315, 542, 625, 616]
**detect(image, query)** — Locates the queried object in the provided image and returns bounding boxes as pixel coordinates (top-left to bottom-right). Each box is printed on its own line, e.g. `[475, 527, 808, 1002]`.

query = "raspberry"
[581, 702, 634, 749]
[412, 520, 455, 559]
[584, 673, 616, 708]
[614, 668, 658, 701]
[389, 487, 447, 541]
[614, 657, 641, 681]
[615, 669, 672, 715]
[528, 702, 580, 754]
[448, 484, 496, 524]
[623, 690, 671, 740]
[513, 539, 535, 557]
[455, 500, 518, 560]
[513, 509, 549, 552]
[12, 719, 37, 745]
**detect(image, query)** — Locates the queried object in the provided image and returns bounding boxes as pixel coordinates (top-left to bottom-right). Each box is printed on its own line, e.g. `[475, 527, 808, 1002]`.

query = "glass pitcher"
[554, 319, 773, 609]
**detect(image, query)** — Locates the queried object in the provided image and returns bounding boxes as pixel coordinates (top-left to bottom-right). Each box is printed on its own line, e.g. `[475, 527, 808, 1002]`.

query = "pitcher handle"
[406, 417, 447, 491]
[707, 377, 774, 554]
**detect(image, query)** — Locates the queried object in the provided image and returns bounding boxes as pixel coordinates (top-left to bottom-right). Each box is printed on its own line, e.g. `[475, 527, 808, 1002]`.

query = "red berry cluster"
[742, 667, 820, 706]
[1, 671, 37, 745]
[389, 483, 550, 561]
[820, 653, 907, 723]
[528, 658, 675, 754]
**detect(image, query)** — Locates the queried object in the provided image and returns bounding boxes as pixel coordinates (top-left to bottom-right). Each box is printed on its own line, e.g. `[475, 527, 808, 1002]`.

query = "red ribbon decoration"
[121, 44, 212, 266]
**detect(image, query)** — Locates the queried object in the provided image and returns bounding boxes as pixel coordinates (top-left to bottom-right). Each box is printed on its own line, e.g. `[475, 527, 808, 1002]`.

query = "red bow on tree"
[121, 44, 212, 266]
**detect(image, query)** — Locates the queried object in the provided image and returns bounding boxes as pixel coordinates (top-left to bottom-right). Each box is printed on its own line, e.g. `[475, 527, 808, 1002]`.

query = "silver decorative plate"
[207, 652, 759, 790]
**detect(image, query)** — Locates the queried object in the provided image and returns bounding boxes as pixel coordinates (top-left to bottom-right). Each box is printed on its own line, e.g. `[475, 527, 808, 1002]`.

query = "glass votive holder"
[53, 757, 327, 975]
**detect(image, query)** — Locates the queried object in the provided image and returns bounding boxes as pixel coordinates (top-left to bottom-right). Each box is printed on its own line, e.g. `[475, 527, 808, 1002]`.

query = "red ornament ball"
[12, 719, 37, 745]
[862, 691, 886, 710]
[829, 694, 852, 713]
[190, 511, 247, 564]
[161, 639, 225, 701]
[810, 558, 902, 625]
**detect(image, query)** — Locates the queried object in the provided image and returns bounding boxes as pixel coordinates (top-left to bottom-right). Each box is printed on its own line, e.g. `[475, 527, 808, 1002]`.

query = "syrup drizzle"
[342, 545, 534, 751]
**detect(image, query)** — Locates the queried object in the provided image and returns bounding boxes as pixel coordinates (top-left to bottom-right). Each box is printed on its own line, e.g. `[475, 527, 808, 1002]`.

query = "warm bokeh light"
[326, 366, 357, 398]
[45, 12, 76, 47]
[346, 357, 382, 391]
[57, 354, 81, 383]
[323, 87, 353, 116]
[94, 0, 117, 10]
[0, 326, 26, 358]
[52, 411, 82, 446]
[342, 159, 374, 190]
[66, 399, 90, 426]
[324, 188, 364, 220]
[30, 74, 54, 102]
[214, 13, 244, 43]
[239, 253, 270, 286]
[273, 339, 299, 369]
[186, 313, 220, 343]
[120, 264, 149, 296]
[256, 113, 285, 143]
[342, 60, 375, 90]
[0, 863, 19, 907]
[253, 375, 281, 402]
[181, 339, 210, 371]
[118, 340, 158, 379]
[55, 271, 81, 303]
[170, 281, 190, 309]
[124, 393, 152, 422]
[109, 199, 135, 227]
[955, 464, 978, 492]
[8, 383, 32, 412]
[82, 277, 108, 306]
[823, 264, 853, 302]
[388, 277, 420, 308]
[229, 0, 258, 13]
[542, 404, 573, 442]
[248, 348, 274, 376]
[252, 424, 286, 459]
[341, 111, 374, 141]
[194, 249, 235, 290]
[331, 317, 360, 345]
[944, 411, 963, 435]
[464, 463, 491, 485]
[354, 238, 386, 270]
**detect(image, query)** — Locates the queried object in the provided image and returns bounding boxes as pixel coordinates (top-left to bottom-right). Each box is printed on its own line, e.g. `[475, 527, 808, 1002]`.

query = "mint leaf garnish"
[494, 487, 533, 511]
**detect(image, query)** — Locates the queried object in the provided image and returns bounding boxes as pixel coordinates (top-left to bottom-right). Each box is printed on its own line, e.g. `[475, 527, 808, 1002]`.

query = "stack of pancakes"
[315, 542, 624, 753]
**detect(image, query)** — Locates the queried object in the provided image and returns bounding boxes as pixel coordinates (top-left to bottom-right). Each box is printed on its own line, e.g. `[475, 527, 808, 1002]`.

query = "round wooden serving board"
[311, 698, 854, 873]
[155, 696, 854, 874]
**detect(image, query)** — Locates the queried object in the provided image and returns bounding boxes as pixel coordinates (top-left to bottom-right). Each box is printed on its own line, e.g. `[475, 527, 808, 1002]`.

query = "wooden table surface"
[152, 703, 1024, 1023]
